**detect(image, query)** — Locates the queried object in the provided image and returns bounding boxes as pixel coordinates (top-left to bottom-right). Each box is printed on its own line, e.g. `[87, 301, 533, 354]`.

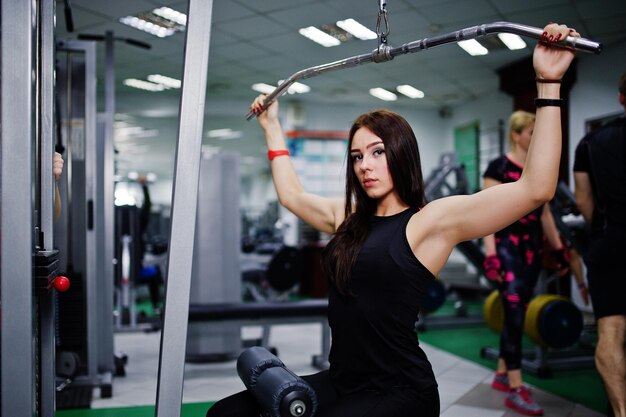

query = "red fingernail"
[555, 33, 562, 41]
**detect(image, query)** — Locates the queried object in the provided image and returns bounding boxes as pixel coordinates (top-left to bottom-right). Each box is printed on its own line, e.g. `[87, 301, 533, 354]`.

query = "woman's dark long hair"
[323, 109, 427, 296]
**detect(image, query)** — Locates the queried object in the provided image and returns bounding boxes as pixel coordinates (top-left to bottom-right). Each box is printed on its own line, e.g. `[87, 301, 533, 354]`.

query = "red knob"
[53, 276, 70, 292]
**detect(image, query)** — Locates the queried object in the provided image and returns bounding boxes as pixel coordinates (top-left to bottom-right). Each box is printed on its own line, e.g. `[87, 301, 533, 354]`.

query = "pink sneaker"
[505, 386, 544, 416]
[491, 372, 510, 392]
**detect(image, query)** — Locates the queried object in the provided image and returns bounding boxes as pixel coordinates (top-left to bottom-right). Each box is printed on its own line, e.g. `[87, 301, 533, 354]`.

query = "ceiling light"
[396, 84, 425, 99]
[497, 33, 526, 50]
[207, 128, 242, 140]
[201, 145, 222, 158]
[278, 80, 311, 94]
[287, 82, 311, 94]
[147, 74, 181, 89]
[116, 126, 159, 139]
[252, 83, 276, 94]
[299, 26, 341, 47]
[119, 16, 177, 38]
[119, 7, 186, 38]
[369, 87, 397, 101]
[457, 39, 488, 56]
[336, 18, 377, 40]
[152, 7, 187, 26]
[123, 78, 165, 91]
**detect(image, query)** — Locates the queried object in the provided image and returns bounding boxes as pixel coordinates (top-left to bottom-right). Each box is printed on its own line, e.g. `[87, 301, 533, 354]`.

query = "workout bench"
[188, 299, 330, 370]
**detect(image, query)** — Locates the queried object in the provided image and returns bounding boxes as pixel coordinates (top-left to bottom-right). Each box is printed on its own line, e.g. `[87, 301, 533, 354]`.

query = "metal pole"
[82, 40, 100, 387]
[246, 21, 602, 120]
[1, 1, 35, 416]
[98, 29, 116, 384]
[155, 1, 214, 416]
[40, 0, 57, 415]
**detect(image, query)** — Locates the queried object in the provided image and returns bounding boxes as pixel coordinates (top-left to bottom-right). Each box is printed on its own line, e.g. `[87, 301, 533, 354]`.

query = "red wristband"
[268, 149, 290, 161]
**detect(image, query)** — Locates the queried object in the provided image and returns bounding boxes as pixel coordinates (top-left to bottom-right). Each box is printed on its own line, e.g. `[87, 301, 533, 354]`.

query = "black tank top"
[574, 116, 626, 232]
[327, 207, 437, 396]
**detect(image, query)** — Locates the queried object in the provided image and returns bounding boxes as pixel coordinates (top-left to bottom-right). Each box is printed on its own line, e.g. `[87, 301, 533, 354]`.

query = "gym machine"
[188, 300, 330, 371]
[113, 201, 160, 331]
[237, 347, 318, 417]
[1, 1, 73, 416]
[186, 151, 242, 362]
[54, 39, 115, 403]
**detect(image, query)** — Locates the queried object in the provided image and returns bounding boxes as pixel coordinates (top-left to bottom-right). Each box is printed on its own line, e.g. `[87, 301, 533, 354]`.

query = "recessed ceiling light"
[278, 80, 311, 94]
[336, 18, 377, 40]
[396, 84, 425, 99]
[147, 74, 181, 89]
[152, 7, 187, 26]
[287, 82, 310, 94]
[497, 33, 526, 50]
[123, 78, 165, 91]
[457, 39, 488, 56]
[299, 26, 341, 47]
[251, 83, 276, 94]
[207, 128, 242, 140]
[369, 87, 397, 101]
[119, 7, 186, 38]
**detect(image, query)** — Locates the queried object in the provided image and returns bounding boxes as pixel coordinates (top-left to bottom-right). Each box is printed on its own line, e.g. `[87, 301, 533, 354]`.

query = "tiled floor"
[94, 323, 605, 417]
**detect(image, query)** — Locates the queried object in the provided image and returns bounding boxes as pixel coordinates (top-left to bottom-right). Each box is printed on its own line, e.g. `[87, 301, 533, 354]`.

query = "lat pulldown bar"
[245, 21, 602, 120]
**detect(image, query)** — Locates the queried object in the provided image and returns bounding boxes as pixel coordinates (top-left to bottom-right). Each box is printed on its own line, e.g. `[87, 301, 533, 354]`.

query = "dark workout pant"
[585, 226, 626, 319]
[206, 370, 440, 417]
[496, 239, 543, 370]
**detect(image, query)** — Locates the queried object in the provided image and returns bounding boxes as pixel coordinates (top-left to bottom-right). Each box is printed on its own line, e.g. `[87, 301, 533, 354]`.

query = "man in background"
[573, 72, 626, 417]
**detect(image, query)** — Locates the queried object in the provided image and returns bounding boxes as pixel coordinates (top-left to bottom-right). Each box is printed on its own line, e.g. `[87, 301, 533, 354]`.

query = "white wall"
[444, 90, 512, 146]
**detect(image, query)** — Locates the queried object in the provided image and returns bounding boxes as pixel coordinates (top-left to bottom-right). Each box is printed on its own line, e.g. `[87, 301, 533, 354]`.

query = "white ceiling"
[55, 0, 626, 183]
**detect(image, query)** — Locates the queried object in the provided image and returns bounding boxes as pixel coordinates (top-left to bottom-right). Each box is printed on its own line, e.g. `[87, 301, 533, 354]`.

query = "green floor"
[56, 402, 214, 417]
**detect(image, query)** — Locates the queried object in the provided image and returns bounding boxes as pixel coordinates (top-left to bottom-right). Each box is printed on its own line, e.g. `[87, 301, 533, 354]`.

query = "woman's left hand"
[533, 23, 579, 81]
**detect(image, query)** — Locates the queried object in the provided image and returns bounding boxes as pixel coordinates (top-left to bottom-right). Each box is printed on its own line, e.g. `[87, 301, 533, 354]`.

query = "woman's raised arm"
[417, 23, 578, 247]
[251, 95, 345, 234]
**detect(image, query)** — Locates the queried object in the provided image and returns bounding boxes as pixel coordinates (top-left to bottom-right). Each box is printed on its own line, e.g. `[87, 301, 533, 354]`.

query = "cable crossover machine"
[156, 1, 602, 416]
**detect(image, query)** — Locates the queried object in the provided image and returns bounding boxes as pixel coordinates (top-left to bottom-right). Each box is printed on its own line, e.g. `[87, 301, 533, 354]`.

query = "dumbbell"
[524, 294, 583, 349]
[483, 291, 583, 349]
[237, 346, 318, 417]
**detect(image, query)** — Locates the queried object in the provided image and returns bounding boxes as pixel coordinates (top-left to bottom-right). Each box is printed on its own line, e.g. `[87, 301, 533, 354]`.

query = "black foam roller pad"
[237, 346, 285, 389]
[251, 366, 317, 417]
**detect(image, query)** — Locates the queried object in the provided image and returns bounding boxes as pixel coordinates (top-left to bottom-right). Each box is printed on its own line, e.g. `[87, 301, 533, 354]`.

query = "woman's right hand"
[533, 23, 578, 82]
[250, 94, 279, 130]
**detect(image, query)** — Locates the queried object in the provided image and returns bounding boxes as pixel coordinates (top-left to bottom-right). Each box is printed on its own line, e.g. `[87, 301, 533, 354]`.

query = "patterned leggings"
[496, 236, 543, 370]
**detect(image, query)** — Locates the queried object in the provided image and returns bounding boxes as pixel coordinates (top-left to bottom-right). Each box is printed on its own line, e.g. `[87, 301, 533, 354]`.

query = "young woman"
[207, 23, 578, 417]
[482, 110, 570, 416]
